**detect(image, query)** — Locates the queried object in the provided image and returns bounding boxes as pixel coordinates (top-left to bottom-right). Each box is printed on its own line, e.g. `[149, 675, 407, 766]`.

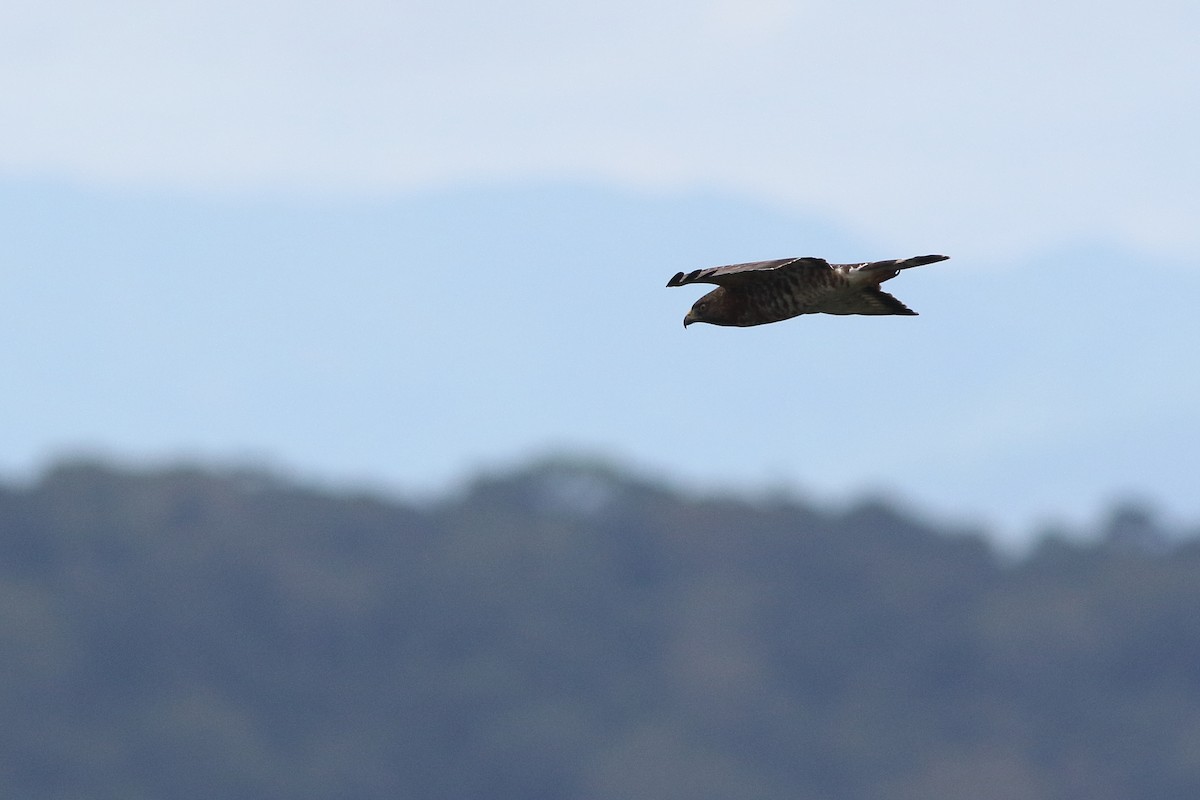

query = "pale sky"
[2, 1, 1199, 543]
[2, 0, 1198, 260]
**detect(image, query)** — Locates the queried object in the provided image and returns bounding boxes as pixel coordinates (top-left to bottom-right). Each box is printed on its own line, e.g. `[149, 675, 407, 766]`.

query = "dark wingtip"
[667, 268, 709, 287]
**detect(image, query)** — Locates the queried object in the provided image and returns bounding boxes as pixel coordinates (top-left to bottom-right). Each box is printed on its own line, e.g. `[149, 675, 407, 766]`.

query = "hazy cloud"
[1, 0, 1197, 258]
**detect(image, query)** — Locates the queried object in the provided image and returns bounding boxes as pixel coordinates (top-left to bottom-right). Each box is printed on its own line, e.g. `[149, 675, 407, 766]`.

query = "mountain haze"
[3, 180, 1198, 541]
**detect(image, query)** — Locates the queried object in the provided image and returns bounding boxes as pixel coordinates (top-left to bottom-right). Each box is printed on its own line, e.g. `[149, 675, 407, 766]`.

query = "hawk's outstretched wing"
[665, 257, 830, 288]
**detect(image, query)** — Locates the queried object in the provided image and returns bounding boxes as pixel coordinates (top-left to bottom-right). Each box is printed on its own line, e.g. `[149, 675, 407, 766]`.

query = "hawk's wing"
[665, 257, 830, 288]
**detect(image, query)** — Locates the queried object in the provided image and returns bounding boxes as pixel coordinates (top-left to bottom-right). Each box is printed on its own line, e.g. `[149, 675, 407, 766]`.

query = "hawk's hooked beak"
[683, 310, 697, 328]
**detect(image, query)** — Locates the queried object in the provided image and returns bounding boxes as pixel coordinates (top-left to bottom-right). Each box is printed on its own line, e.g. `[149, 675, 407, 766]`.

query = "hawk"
[667, 254, 949, 327]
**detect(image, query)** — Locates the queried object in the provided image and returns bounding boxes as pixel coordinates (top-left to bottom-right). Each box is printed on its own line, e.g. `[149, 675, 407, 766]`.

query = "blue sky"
[2, 1, 1198, 542]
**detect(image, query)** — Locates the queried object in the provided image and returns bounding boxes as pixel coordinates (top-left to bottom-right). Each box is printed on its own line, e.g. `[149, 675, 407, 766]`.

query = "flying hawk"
[667, 254, 948, 327]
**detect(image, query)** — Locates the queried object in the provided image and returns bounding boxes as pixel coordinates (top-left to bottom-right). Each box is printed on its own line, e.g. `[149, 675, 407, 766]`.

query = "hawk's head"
[683, 288, 738, 327]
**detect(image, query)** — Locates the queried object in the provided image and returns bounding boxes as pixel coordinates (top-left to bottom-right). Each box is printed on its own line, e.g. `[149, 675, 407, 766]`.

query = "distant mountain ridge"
[2, 177, 1199, 542]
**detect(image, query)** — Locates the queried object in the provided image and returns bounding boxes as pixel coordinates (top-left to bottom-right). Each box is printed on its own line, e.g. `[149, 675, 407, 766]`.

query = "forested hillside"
[2, 458, 1199, 799]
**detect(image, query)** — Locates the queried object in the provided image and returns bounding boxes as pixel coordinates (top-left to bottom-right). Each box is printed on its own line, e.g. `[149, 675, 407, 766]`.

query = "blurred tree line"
[1, 458, 1199, 799]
